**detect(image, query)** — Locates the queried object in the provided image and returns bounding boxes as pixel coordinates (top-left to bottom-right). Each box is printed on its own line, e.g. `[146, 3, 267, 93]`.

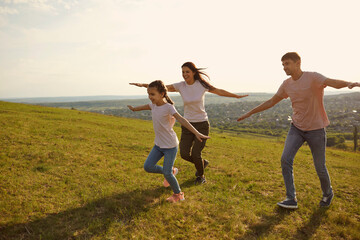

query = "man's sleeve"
[275, 81, 288, 99]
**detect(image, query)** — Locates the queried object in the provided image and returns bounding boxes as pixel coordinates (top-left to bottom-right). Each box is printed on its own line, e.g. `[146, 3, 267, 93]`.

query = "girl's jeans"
[281, 124, 333, 200]
[144, 145, 181, 194]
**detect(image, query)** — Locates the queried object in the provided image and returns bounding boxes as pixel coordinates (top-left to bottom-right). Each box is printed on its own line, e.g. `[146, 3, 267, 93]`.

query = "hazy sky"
[1, 0, 360, 98]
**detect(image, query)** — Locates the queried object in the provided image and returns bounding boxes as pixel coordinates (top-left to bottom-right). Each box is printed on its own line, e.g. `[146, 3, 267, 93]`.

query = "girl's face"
[147, 87, 166, 106]
[182, 66, 195, 84]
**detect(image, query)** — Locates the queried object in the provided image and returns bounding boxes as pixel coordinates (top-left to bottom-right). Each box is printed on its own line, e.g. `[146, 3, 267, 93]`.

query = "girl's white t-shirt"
[149, 102, 179, 148]
[172, 80, 208, 122]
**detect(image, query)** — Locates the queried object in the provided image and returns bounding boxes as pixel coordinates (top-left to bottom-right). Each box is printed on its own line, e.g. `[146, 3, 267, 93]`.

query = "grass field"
[0, 101, 359, 239]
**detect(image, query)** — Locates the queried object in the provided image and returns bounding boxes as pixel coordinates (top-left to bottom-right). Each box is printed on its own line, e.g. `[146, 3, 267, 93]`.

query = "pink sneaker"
[166, 192, 185, 203]
[163, 167, 178, 187]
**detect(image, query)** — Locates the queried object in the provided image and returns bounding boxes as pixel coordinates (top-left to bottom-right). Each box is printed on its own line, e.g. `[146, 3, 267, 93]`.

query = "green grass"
[0, 101, 359, 239]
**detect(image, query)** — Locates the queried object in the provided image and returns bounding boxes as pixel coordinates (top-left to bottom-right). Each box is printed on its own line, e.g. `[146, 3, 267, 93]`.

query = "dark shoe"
[277, 198, 298, 209]
[320, 192, 334, 207]
[195, 159, 209, 177]
[194, 176, 206, 185]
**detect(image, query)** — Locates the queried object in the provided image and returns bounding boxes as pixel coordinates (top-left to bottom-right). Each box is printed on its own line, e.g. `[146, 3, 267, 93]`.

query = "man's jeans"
[281, 124, 333, 200]
[144, 145, 181, 194]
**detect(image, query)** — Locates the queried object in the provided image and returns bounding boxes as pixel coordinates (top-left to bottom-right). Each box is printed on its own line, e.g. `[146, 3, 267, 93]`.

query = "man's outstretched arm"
[237, 94, 283, 121]
[324, 79, 360, 89]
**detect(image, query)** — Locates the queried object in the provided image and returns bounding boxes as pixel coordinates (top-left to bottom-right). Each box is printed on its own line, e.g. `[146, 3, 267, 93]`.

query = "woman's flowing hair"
[181, 62, 215, 91]
[148, 80, 174, 105]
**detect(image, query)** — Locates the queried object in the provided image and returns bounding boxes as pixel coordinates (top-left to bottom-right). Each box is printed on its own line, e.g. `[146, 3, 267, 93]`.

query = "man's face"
[282, 59, 300, 76]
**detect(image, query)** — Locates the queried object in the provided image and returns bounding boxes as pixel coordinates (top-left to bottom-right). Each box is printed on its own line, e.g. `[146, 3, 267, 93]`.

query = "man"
[237, 52, 359, 209]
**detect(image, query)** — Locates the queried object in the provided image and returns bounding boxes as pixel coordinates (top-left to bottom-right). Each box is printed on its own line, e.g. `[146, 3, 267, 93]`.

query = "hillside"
[35, 92, 360, 138]
[35, 92, 275, 110]
[0, 101, 359, 239]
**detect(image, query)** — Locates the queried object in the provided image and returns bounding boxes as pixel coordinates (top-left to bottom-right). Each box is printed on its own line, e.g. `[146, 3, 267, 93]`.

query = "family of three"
[127, 52, 360, 207]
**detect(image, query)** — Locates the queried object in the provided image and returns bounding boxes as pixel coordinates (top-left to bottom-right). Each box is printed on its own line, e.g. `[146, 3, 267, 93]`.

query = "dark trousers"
[179, 121, 209, 176]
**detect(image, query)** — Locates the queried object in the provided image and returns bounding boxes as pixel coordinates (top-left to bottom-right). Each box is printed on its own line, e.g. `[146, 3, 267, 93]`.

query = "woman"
[130, 62, 247, 184]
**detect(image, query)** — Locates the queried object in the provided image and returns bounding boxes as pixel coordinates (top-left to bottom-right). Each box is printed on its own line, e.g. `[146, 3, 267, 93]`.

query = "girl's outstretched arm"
[209, 88, 248, 99]
[127, 104, 151, 112]
[173, 113, 210, 142]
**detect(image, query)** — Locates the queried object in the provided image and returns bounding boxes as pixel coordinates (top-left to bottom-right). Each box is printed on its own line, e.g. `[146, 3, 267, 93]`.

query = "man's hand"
[348, 82, 360, 89]
[237, 112, 252, 122]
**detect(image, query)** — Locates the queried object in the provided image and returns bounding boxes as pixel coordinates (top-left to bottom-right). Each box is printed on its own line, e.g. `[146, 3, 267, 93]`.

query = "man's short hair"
[281, 52, 301, 62]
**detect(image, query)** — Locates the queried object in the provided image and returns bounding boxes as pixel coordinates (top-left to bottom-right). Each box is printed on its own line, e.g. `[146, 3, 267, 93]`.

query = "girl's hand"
[195, 133, 210, 142]
[127, 105, 135, 111]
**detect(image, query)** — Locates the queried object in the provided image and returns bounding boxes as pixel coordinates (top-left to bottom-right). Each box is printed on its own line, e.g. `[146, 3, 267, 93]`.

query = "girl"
[127, 80, 209, 203]
[130, 62, 247, 185]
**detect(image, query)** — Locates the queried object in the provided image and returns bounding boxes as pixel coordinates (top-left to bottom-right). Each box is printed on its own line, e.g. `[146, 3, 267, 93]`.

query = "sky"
[1, 0, 360, 98]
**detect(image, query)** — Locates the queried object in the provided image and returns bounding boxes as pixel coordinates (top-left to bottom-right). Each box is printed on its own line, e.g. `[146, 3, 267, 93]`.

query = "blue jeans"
[144, 145, 181, 194]
[281, 124, 333, 200]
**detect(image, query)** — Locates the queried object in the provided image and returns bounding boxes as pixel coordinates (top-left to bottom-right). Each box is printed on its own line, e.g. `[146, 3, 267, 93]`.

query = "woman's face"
[182, 66, 195, 84]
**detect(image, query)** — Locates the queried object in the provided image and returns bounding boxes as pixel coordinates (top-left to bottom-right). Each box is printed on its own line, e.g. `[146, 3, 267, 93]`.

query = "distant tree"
[354, 126, 358, 152]
[327, 135, 345, 147]
[335, 142, 347, 150]
[327, 136, 337, 147]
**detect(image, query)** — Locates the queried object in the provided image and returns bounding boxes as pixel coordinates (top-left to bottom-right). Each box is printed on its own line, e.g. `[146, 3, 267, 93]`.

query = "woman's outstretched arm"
[209, 88, 248, 99]
[129, 83, 148, 88]
[129, 82, 177, 92]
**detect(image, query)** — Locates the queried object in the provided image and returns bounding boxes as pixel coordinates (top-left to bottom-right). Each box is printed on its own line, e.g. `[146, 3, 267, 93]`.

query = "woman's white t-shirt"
[149, 102, 179, 148]
[172, 80, 208, 122]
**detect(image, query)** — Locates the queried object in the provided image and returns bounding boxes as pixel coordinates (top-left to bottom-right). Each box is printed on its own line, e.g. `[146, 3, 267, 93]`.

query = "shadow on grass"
[291, 207, 329, 240]
[237, 206, 329, 240]
[237, 206, 293, 240]
[180, 178, 198, 188]
[0, 186, 167, 240]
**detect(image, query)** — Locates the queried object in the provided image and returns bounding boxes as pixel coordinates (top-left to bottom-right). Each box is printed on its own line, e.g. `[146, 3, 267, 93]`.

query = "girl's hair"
[181, 62, 215, 91]
[148, 80, 174, 105]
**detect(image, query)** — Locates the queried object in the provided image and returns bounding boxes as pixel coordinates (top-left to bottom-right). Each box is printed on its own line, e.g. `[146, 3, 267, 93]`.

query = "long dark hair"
[148, 80, 174, 105]
[181, 62, 215, 91]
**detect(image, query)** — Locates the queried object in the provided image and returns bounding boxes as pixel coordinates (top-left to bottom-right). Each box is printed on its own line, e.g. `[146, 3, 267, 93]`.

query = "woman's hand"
[235, 94, 249, 99]
[129, 83, 148, 88]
